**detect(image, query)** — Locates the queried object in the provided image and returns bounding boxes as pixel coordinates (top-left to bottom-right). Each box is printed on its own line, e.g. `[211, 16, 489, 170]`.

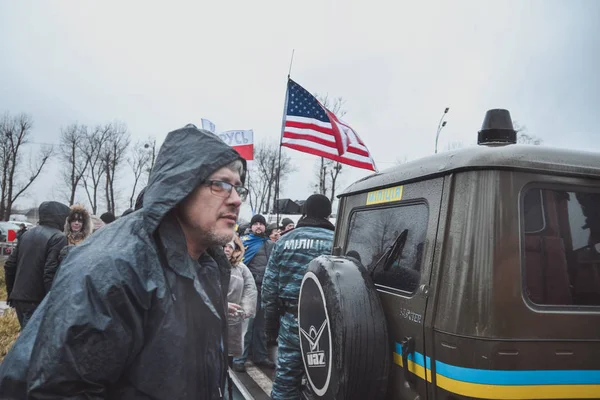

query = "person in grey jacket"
[224, 235, 257, 358]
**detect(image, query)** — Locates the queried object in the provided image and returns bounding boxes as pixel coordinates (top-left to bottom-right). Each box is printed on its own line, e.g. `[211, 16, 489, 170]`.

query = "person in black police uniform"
[262, 195, 335, 399]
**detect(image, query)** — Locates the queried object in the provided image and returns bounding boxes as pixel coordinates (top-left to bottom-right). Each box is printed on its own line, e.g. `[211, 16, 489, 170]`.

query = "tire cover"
[298, 255, 390, 399]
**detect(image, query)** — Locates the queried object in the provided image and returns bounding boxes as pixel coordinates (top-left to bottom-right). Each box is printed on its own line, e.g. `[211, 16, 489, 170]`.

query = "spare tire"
[298, 255, 390, 400]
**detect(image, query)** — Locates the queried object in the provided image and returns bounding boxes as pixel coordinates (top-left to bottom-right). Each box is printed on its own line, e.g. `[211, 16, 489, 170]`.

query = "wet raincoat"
[0, 124, 246, 400]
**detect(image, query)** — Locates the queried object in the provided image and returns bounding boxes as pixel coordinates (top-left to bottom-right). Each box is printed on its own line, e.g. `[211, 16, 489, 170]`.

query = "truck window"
[345, 203, 428, 293]
[522, 188, 600, 306]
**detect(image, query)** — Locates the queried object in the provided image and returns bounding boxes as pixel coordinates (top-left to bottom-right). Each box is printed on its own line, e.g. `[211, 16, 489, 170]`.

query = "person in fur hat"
[64, 205, 92, 246]
[57, 205, 94, 267]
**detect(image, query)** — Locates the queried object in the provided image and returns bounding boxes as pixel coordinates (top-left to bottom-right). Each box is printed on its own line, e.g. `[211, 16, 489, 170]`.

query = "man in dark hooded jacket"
[3, 201, 70, 328]
[0, 124, 247, 400]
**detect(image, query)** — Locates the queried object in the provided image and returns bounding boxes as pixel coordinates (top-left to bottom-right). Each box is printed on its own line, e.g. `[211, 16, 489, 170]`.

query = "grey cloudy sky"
[1, 0, 599, 215]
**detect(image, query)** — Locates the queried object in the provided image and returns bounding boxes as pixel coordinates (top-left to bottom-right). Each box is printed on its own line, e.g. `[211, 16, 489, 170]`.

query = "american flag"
[281, 79, 377, 172]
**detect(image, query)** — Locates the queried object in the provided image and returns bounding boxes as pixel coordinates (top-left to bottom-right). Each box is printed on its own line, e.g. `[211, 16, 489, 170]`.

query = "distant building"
[10, 207, 40, 225]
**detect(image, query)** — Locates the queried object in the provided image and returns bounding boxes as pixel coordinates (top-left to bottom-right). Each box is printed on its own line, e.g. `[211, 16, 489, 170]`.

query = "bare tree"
[247, 168, 264, 214]
[128, 140, 152, 209]
[13, 147, 53, 213]
[517, 132, 543, 145]
[81, 124, 111, 214]
[0, 112, 53, 220]
[0, 123, 10, 220]
[60, 123, 91, 205]
[327, 161, 343, 203]
[248, 141, 294, 214]
[143, 137, 157, 181]
[255, 142, 279, 214]
[317, 94, 347, 117]
[313, 94, 347, 202]
[514, 121, 543, 145]
[102, 122, 131, 215]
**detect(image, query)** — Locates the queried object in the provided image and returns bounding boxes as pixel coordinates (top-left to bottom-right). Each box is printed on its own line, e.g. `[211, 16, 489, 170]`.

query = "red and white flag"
[281, 79, 377, 172]
[218, 129, 254, 161]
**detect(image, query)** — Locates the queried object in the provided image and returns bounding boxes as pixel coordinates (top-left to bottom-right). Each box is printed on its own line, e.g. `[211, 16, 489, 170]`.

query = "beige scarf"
[67, 231, 86, 246]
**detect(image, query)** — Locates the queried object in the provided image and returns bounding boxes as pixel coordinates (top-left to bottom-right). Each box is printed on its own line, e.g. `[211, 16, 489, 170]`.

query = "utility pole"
[319, 157, 326, 194]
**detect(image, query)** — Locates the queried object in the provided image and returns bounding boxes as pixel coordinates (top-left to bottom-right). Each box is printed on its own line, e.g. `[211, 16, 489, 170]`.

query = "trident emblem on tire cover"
[300, 320, 327, 352]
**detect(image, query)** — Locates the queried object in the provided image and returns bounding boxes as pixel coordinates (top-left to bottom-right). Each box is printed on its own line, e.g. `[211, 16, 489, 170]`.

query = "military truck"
[232, 109, 600, 399]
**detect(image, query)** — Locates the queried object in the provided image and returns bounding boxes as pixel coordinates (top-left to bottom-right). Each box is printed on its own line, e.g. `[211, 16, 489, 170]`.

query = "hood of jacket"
[64, 204, 93, 238]
[142, 124, 246, 235]
[38, 201, 71, 231]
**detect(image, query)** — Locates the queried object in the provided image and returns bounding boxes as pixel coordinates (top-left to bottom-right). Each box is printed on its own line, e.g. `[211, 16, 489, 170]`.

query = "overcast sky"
[1, 0, 599, 215]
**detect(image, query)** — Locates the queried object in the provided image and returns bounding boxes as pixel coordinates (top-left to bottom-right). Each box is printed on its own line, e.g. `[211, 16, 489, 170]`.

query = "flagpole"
[287, 49, 295, 77]
[275, 50, 294, 226]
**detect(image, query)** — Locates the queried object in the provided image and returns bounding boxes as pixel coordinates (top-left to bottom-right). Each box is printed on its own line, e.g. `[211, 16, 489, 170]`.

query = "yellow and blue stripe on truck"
[394, 342, 600, 399]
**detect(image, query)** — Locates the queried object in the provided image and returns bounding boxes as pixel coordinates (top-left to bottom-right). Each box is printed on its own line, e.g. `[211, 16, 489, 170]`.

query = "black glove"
[264, 317, 279, 345]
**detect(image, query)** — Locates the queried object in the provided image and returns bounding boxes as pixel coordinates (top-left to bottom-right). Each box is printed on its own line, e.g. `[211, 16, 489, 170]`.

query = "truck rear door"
[341, 177, 445, 399]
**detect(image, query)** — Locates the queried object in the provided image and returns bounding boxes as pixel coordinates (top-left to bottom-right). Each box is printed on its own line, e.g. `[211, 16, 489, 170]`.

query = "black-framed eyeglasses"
[204, 180, 249, 202]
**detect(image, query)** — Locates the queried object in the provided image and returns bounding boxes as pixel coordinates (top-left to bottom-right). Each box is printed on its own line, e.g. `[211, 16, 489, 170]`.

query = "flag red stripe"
[282, 137, 371, 163]
[232, 144, 254, 161]
[345, 145, 370, 158]
[282, 131, 337, 149]
[281, 142, 376, 172]
[284, 129, 371, 158]
[284, 120, 334, 136]
[323, 108, 347, 156]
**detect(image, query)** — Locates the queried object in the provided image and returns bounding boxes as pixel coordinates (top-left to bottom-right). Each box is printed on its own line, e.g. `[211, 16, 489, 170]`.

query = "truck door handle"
[400, 336, 415, 384]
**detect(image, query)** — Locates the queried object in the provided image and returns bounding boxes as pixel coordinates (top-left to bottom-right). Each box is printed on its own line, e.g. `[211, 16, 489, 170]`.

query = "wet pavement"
[230, 361, 275, 400]
[230, 344, 278, 399]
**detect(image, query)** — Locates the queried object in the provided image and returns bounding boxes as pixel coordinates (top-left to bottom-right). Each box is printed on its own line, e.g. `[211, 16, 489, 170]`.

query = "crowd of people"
[4, 203, 122, 328]
[220, 198, 334, 399]
[0, 124, 335, 400]
[223, 198, 334, 400]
